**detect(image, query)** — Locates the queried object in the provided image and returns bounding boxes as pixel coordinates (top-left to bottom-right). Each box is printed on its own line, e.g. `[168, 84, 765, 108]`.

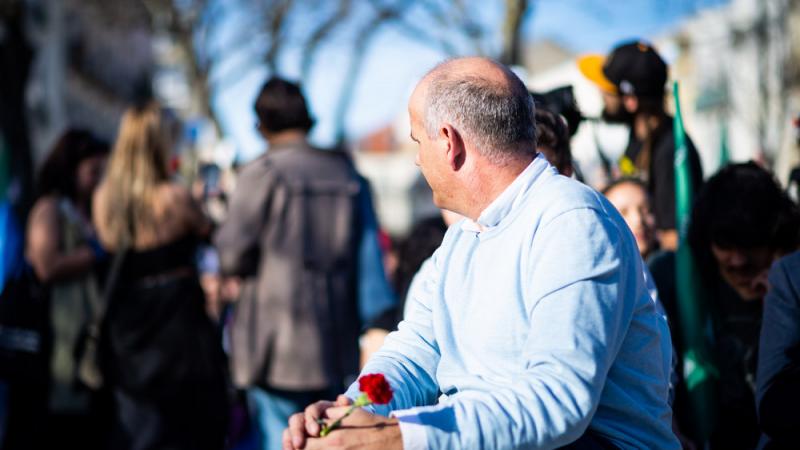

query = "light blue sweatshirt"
[346, 155, 679, 449]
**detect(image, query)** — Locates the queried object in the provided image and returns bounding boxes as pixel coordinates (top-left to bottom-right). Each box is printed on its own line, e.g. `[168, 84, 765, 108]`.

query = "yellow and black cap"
[578, 40, 667, 98]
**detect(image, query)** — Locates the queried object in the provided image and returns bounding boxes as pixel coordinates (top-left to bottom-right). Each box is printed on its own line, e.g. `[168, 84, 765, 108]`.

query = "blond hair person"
[93, 101, 227, 450]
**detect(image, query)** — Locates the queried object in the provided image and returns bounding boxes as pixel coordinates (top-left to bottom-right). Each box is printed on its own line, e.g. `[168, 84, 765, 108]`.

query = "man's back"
[352, 156, 678, 449]
[216, 142, 364, 391]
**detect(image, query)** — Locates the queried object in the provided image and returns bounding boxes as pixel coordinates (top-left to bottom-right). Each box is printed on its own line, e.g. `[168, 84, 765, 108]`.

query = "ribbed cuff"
[390, 409, 428, 450]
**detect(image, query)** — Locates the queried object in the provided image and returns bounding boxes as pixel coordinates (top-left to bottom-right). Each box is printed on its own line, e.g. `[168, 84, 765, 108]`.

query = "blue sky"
[211, 0, 729, 162]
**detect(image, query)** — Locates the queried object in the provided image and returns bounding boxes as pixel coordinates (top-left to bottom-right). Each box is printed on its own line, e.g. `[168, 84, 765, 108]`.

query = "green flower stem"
[320, 393, 371, 437]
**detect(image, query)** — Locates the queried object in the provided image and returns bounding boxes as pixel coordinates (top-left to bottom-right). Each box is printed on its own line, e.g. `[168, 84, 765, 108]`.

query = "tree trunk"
[499, 0, 528, 66]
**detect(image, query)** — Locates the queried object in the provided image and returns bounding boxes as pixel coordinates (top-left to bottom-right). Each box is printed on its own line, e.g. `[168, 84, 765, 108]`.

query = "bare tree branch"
[300, 0, 353, 81]
[263, 0, 295, 72]
[331, 0, 413, 143]
[142, 0, 223, 134]
[209, 45, 263, 89]
[136, 0, 537, 145]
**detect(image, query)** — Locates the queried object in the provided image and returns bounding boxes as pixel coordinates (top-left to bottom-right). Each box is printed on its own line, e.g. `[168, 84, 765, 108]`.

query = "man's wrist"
[381, 417, 404, 450]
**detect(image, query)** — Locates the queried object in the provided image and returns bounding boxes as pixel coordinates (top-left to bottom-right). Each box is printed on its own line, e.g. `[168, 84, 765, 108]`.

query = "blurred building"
[24, 0, 154, 162]
[352, 121, 438, 239]
[527, 0, 800, 187]
[671, 0, 800, 183]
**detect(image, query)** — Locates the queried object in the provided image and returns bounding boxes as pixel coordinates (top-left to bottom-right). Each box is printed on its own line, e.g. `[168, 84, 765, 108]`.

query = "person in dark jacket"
[687, 162, 800, 449]
[756, 250, 800, 449]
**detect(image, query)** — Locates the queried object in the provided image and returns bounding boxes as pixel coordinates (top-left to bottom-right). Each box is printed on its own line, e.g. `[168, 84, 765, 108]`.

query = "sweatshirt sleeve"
[345, 255, 443, 414]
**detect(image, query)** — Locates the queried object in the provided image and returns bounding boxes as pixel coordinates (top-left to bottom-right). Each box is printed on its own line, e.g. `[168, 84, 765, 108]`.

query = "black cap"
[602, 41, 667, 98]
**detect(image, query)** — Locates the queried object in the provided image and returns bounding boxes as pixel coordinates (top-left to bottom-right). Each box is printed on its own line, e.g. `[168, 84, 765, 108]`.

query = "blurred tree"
[140, 0, 536, 144]
[141, 0, 223, 134]
[499, 0, 529, 66]
[261, 0, 535, 143]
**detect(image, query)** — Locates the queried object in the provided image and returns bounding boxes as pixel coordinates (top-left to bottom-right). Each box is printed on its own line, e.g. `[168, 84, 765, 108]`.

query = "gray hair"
[423, 62, 536, 165]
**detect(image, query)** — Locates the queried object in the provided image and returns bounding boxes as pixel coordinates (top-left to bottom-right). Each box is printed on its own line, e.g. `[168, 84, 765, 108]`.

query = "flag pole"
[673, 80, 717, 442]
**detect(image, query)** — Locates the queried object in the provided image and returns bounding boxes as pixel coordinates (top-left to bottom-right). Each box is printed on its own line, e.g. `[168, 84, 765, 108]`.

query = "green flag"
[673, 81, 717, 441]
[718, 121, 730, 170]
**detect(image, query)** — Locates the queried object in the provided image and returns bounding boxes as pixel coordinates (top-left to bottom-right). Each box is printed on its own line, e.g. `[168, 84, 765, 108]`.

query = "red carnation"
[358, 373, 393, 404]
[319, 373, 394, 436]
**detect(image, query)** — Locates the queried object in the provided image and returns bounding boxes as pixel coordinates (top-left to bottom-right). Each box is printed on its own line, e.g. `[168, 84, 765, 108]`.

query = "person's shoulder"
[533, 174, 608, 217]
[769, 251, 800, 295]
[237, 152, 273, 174]
[267, 144, 341, 167]
[31, 194, 59, 213]
[296, 145, 354, 165]
[776, 250, 800, 268]
[158, 182, 196, 208]
[232, 154, 280, 189]
[28, 195, 59, 225]
[526, 176, 634, 247]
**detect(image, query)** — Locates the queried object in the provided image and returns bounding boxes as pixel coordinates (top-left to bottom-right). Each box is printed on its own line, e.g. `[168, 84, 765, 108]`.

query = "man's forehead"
[410, 78, 428, 101]
[408, 83, 426, 115]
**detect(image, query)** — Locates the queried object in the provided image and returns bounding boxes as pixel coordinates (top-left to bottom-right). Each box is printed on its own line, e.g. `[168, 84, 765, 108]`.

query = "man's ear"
[441, 124, 466, 170]
[622, 95, 639, 113]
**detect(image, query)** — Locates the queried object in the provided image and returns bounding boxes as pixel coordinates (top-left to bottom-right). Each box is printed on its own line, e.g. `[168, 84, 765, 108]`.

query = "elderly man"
[284, 57, 678, 450]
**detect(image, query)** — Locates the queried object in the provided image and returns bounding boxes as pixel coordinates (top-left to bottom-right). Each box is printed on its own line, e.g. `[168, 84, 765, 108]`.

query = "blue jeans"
[247, 386, 336, 450]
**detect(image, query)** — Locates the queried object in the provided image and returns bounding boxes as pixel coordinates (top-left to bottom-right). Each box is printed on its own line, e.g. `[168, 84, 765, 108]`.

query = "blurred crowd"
[1, 39, 799, 450]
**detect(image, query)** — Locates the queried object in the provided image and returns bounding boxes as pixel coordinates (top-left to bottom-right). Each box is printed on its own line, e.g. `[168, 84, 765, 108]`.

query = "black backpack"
[0, 264, 50, 383]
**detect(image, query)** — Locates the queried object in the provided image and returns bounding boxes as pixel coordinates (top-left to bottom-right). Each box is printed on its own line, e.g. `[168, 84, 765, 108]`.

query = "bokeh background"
[2, 0, 799, 238]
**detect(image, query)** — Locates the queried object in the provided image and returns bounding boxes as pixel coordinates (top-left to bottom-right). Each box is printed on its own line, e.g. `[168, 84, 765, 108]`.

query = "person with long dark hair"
[25, 129, 110, 449]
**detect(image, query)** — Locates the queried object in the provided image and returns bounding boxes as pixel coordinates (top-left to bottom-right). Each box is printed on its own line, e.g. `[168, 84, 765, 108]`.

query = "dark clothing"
[394, 216, 447, 305]
[215, 143, 368, 392]
[648, 251, 762, 449]
[371, 215, 448, 331]
[560, 431, 620, 449]
[623, 119, 703, 230]
[103, 236, 228, 450]
[788, 166, 800, 202]
[756, 251, 800, 449]
[712, 279, 762, 450]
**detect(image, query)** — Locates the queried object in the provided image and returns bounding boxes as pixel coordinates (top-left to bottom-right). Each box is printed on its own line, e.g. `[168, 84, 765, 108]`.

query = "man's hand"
[283, 395, 352, 449]
[284, 401, 403, 450]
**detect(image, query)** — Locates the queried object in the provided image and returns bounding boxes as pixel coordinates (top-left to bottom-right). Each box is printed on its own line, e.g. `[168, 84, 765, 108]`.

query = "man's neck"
[265, 129, 308, 147]
[464, 155, 534, 221]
